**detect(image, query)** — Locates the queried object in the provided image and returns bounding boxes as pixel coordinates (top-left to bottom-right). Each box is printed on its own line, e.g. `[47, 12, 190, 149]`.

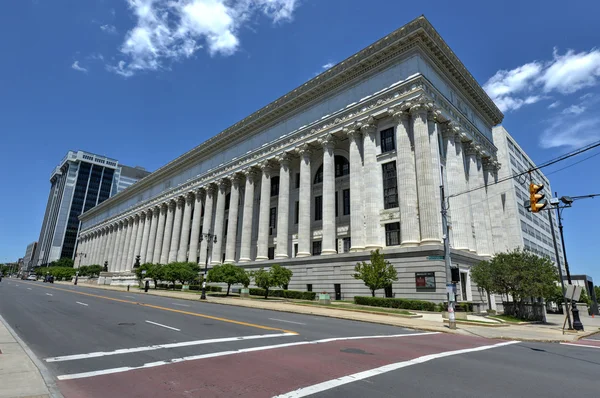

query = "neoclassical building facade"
[77, 17, 504, 302]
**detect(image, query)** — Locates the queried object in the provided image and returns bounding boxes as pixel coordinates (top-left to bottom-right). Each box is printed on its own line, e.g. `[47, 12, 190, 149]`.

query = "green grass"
[295, 301, 414, 316]
[489, 314, 526, 323]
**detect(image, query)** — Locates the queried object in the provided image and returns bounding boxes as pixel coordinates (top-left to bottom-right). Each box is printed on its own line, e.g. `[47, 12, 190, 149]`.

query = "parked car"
[26, 274, 37, 281]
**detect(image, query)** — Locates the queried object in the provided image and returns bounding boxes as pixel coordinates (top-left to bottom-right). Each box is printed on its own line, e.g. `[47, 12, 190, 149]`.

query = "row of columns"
[77, 100, 497, 272]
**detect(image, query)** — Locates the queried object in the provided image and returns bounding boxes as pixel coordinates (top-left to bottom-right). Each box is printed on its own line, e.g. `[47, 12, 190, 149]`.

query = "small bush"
[249, 288, 316, 300]
[354, 296, 436, 312]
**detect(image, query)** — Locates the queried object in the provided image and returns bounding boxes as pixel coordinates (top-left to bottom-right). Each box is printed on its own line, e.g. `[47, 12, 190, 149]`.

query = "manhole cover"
[340, 348, 373, 355]
[118, 322, 136, 326]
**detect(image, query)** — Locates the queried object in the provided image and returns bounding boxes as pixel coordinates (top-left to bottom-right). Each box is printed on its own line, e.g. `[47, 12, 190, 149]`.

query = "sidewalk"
[0, 314, 61, 398]
[56, 281, 598, 343]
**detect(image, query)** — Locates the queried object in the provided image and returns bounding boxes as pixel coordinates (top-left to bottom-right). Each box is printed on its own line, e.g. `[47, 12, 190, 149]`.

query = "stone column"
[161, 200, 176, 264]
[115, 221, 127, 272]
[485, 161, 505, 254]
[199, 185, 216, 265]
[362, 120, 382, 250]
[177, 193, 194, 262]
[296, 145, 312, 257]
[428, 112, 444, 237]
[320, 135, 337, 255]
[145, 207, 159, 263]
[88, 235, 97, 265]
[107, 224, 118, 271]
[275, 154, 291, 259]
[225, 176, 241, 263]
[465, 144, 491, 255]
[411, 103, 440, 245]
[95, 232, 103, 265]
[133, 213, 145, 264]
[153, 204, 167, 263]
[392, 110, 420, 246]
[239, 171, 257, 262]
[126, 216, 139, 270]
[139, 210, 152, 263]
[119, 219, 132, 272]
[482, 159, 496, 254]
[443, 124, 472, 251]
[188, 189, 205, 264]
[346, 128, 365, 252]
[100, 229, 109, 265]
[168, 196, 184, 263]
[211, 180, 228, 265]
[256, 164, 272, 261]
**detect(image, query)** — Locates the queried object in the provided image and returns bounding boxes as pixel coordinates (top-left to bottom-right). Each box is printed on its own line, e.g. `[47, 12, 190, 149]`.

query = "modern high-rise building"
[32, 150, 150, 267]
[22, 241, 37, 272]
[491, 126, 566, 274]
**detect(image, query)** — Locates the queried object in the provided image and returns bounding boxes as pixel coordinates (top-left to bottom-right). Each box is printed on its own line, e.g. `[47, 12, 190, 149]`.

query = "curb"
[0, 314, 64, 398]
[443, 319, 508, 328]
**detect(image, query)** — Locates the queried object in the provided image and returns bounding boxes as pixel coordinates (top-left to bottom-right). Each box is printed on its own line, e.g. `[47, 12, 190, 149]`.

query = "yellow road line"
[26, 282, 297, 334]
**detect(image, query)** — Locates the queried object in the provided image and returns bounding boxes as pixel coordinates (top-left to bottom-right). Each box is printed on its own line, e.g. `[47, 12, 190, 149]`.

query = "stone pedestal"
[107, 272, 139, 287]
[240, 288, 250, 298]
[318, 293, 331, 305]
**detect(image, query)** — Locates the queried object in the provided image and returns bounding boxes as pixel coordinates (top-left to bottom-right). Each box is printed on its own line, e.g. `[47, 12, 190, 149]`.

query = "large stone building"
[78, 17, 505, 302]
[22, 241, 37, 272]
[33, 150, 150, 267]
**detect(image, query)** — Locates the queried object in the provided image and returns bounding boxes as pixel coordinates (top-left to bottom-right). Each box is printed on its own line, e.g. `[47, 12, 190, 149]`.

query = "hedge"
[249, 288, 316, 300]
[440, 302, 474, 312]
[354, 296, 436, 312]
[155, 283, 221, 292]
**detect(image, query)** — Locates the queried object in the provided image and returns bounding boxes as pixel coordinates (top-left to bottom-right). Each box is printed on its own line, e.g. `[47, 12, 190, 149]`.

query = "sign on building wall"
[415, 272, 436, 290]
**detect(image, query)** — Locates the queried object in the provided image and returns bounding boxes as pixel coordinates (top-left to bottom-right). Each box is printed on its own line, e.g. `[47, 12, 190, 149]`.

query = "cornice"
[80, 76, 498, 235]
[81, 16, 502, 221]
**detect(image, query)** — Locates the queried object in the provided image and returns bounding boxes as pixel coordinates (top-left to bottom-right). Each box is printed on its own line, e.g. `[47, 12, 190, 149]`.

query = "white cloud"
[484, 48, 600, 113]
[541, 116, 600, 149]
[108, 0, 299, 77]
[322, 62, 334, 70]
[548, 101, 560, 109]
[71, 61, 88, 73]
[88, 53, 104, 61]
[562, 104, 586, 115]
[100, 24, 118, 34]
[580, 92, 594, 100]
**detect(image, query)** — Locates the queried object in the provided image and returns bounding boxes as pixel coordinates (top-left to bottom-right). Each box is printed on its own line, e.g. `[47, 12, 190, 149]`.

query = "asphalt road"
[1, 279, 599, 398]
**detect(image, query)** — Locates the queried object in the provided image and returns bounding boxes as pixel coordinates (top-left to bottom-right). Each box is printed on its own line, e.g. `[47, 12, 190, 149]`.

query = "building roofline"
[81, 15, 503, 220]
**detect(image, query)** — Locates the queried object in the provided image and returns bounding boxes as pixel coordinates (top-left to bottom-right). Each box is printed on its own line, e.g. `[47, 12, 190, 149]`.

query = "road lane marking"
[269, 318, 306, 325]
[76, 302, 89, 307]
[560, 342, 600, 350]
[27, 283, 296, 334]
[15, 284, 19, 287]
[273, 340, 520, 397]
[145, 320, 181, 331]
[45, 333, 295, 362]
[46, 293, 53, 296]
[27, 288, 32, 290]
[56, 332, 438, 380]
[124, 296, 135, 299]
[172, 303, 190, 307]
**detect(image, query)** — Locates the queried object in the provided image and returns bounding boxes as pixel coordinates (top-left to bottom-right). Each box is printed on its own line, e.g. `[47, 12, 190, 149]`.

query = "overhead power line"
[447, 139, 600, 199]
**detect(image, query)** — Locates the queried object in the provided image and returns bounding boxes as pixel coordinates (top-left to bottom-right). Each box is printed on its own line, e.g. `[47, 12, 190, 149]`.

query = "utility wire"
[448, 139, 600, 199]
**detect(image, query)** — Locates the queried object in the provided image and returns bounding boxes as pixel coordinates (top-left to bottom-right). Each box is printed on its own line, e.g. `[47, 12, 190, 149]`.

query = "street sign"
[565, 285, 582, 301]
[427, 255, 445, 260]
[141, 270, 147, 275]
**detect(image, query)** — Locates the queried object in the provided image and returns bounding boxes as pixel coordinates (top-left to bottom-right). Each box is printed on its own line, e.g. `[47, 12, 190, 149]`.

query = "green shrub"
[354, 296, 436, 312]
[249, 288, 315, 300]
[439, 302, 474, 312]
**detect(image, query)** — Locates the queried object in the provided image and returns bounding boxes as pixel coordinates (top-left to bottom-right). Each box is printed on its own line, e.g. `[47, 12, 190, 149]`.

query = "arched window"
[313, 155, 350, 185]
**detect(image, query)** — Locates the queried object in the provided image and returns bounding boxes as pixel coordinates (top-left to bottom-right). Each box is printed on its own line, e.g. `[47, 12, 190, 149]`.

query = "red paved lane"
[58, 333, 503, 398]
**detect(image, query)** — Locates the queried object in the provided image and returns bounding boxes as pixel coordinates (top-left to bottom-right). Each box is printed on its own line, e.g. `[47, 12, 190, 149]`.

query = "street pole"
[547, 210, 572, 330]
[555, 195, 584, 331]
[200, 234, 217, 300]
[440, 185, 457, 330]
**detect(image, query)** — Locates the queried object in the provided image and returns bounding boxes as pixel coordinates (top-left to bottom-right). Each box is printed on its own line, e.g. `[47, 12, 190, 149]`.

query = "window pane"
[271, 176, 280, 197]
[312, 241, 322, 255]
[315, 195, 323, 221]
[295, 201, 299, 224]
[382, 162, 399, 209]
[380, 128, 395, 153]
[343, 189, 350, 215]
[385, 222, 400, 246]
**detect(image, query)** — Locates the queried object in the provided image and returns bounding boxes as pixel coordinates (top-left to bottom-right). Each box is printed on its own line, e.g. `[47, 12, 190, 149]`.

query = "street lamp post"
[199, 233, 217, 300]
[75, 252, 86, 285]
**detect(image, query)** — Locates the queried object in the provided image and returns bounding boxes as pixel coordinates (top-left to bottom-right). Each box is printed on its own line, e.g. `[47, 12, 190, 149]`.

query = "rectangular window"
[295, 173, 300, 189]
[271, 178, 279, 197]
[312, 241, 322, 255]
[315, 195, 323, 221]
[269, 207, 277, 235]
[385, 222, 401, 246]
[294, 201, 299, 224]
[380, 127, 395, 153]
[343, 189, 350, 215]
[335, 191, 338, 217]
[224, 219, 228, 236]
[306, 284, 312, 292]
[382, 162, 399, 209]
[268, 247, 275, 260]
[294, 243, 298, 257]
[343, 237, 351, 253]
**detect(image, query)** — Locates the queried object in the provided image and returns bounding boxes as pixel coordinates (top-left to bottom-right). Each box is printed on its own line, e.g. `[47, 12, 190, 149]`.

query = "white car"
[26, 275, 37, 281]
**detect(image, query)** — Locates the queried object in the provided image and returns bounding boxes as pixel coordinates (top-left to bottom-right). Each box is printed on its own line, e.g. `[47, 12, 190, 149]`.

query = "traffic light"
[529, 183, 547, 213]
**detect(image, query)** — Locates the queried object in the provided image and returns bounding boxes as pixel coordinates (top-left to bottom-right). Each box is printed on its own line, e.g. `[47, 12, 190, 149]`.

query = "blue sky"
[1, 0, 599, 282]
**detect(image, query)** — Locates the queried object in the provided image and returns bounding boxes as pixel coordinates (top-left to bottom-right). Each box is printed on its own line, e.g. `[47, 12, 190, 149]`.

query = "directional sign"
[427, 255, 445, 260]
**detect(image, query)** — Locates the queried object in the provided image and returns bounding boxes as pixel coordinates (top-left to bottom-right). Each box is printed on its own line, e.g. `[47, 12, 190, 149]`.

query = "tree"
[252, 264, 293, 299]
[159, 262, 200, 289]
[51, 257, 74, 268]
[353, 250, 398, 297]
[86, 264, 103, 278]
[208, 264, 250, 296]
[470, 260, 495, 310]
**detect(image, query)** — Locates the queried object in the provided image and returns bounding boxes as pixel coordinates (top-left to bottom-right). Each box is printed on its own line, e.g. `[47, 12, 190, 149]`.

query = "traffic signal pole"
[440, 185, 457, 330]
[547, 210, 572, 330]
